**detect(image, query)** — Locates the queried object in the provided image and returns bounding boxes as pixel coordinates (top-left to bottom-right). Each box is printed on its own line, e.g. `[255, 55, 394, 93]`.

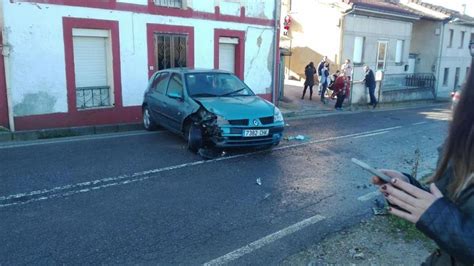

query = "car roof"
[155, 68, 232, 75]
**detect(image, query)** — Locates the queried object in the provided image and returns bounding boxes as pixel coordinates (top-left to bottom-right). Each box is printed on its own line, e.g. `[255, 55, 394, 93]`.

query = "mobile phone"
[351, 158, 392, 183]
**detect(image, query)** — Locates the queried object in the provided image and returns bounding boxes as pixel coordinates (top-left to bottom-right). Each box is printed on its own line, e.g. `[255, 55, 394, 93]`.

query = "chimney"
[461, 4, 466, 15]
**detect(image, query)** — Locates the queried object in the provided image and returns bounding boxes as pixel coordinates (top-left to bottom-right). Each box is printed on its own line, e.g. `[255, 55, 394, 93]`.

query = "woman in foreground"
[373, 55, 474, 265]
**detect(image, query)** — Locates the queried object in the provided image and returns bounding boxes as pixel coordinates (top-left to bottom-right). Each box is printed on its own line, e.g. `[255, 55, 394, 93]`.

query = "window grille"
[155, 33, 188, 70]
[76, 86, 111, 109]
[154, 0, 182, 8]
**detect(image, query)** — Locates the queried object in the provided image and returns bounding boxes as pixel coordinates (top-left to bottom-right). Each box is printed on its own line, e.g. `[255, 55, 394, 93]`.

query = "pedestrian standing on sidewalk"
[372, 57, 474, 265]
[317, 56, 327, 95]
[332, 73, 349, 110]
[341, 59, 353, 100]
[362, 65, 377, 108]
[320, 62, 330, 104]
[301, 62, 316, 100]
[341, 59, 353, 80]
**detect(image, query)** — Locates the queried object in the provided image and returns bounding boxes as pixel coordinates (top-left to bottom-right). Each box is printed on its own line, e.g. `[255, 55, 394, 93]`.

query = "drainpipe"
[434, 20, 446, 101]
[340, 8, 355, 107]
[272, 0, 281, 105]
[0, 1, 14, 131]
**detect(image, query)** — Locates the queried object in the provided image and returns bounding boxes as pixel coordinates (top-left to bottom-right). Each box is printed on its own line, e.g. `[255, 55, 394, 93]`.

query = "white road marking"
[412, 121, 428, 125]
[0, 126, 404, 208]
[203, 214, 326, 266]
[353, 131, 389, 139]
[358, 190, 381, 201]
[0, 131, 163, 149]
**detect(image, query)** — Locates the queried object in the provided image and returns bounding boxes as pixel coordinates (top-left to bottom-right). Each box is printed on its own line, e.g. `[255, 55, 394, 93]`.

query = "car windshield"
[185, 73, 255, 97]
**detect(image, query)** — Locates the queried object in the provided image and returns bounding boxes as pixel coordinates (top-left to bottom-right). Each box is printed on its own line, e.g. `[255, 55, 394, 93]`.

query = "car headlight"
[274, 107, 284, 123]
[216, 115, 229, 125]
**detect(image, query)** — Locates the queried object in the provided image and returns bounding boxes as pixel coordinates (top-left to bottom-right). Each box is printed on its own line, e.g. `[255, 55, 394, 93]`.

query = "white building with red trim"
[0, 0, 281, 131]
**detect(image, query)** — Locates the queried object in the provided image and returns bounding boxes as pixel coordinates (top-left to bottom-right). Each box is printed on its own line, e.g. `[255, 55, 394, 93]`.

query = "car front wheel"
[143, 106, 158, 131]
[185, 123, 203, 152]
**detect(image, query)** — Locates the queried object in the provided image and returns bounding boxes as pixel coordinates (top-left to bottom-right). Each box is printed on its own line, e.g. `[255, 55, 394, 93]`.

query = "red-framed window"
[146, 24, 194, 78]
[63, 17, 123, 112]
[214, 29, 245, 80]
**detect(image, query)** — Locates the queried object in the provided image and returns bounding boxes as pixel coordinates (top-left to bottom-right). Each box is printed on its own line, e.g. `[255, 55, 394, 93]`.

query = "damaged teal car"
[142, 68, 284, 151]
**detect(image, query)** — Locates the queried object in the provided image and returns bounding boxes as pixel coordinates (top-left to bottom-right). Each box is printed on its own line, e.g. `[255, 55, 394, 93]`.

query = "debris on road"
[372, 207, 388, 216]
[348, 248, 365, 260]
[284, 135, 307, 141]
[264, 193, 271, 199]
[372, 199, 388, 215]
[198, 148, 225, 159]
[354, 252, 365, 260]
[256, 178, 262, 186]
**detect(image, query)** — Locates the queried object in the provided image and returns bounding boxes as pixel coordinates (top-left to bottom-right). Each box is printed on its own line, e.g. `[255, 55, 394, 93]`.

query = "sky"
[421, 0, 474, 16]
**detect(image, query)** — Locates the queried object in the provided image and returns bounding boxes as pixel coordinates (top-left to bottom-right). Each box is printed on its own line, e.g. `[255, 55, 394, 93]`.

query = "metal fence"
[76, 86, 111, 110]
[382, 73, 436, 92]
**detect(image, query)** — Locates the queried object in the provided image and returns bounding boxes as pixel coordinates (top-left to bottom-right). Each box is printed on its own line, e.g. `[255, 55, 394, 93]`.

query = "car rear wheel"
[185, 123, 203, 152]
[143, 106, 158, 131]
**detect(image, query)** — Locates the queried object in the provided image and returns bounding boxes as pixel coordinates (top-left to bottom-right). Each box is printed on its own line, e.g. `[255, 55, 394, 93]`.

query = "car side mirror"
[168, 91, 183, 100]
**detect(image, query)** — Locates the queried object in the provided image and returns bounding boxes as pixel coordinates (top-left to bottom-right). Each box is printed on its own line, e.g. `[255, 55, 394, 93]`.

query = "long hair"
[432, 58, 474, 200]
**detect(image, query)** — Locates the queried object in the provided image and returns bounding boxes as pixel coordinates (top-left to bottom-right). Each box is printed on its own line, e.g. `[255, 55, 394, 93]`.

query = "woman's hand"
[381, 178, 444, 224]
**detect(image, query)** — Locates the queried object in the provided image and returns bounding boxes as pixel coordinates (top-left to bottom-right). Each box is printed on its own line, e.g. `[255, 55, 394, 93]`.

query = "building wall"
[3, 1, 277, 129]
[436, 23, 473, 98]
[343, 15, 413, 81]
[410, 19, 441, 74]
[280, 0, 342, 80]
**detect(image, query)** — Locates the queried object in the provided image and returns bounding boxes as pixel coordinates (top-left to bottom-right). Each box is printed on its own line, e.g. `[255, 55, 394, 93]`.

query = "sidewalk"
[278, 80, 336, 118]
[278, 80, 443, 118]
[0, 123, 142, 142]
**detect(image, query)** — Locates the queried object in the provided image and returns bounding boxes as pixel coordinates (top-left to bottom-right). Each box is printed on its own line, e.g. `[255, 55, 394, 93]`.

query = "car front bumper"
[211, 124, 284, 148]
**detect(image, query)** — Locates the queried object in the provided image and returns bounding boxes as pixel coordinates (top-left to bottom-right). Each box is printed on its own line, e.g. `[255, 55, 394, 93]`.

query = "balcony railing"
[382, 73, 436, 92]
[154, 0, 182, 8]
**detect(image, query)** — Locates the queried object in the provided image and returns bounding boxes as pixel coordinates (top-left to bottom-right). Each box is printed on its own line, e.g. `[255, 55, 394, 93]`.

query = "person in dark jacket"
[317, 56, 327, 95]
[320, 62, 330, 104]
[362, 65, 377, 108]
[372, 58, 474, 265]
[301, 62, 316, 100]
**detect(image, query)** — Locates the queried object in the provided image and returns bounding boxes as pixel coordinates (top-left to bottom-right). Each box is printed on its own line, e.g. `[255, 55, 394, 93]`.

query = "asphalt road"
[0, 105, 450, 264]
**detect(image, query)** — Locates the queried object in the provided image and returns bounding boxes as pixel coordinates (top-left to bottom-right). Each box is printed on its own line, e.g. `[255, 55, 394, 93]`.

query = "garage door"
[218, 37, 238, 74]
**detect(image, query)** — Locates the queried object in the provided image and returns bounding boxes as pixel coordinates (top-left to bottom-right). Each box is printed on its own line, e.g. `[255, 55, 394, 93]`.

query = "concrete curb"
[0, 123, 142, 143]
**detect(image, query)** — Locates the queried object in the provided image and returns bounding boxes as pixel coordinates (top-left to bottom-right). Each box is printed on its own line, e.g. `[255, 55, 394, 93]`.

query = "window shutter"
[353, 37, 364, 64]
[395, 40, 403, 64]
[73, 36, 108, 88]
[219, 43, 236, 73]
